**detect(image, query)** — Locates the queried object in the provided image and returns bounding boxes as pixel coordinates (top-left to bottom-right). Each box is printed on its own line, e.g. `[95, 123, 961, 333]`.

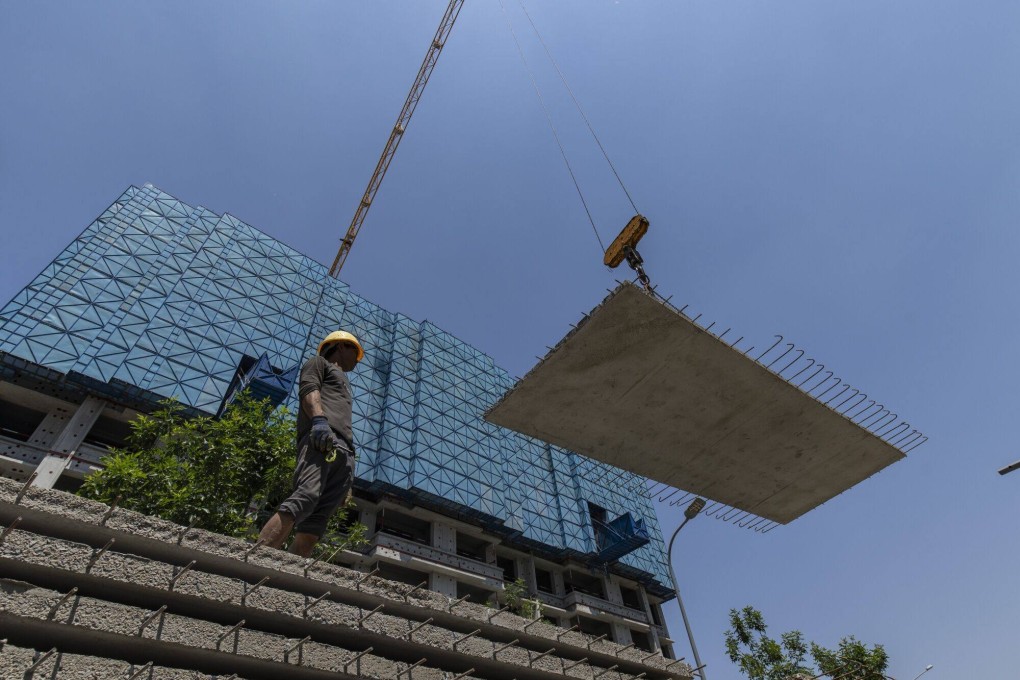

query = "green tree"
[725, 606, 811, 680]
[503, 577, 542, 619]
[79, 393, 367, 555]
[725, 606, 888, 680]
[810, 636, 888, 680]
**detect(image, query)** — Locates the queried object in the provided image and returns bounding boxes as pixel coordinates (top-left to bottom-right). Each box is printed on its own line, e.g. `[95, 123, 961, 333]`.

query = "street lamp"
[667, 497, 708, 680]
[909, 664, 934, 680]
[998, 459, 1020, 475]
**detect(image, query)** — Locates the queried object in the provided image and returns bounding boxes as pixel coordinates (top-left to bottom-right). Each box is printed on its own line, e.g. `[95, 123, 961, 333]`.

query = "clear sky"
[2, 1, 1018, 677]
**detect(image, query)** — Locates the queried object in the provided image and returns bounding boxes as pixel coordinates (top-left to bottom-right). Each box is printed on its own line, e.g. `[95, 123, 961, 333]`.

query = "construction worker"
[258, 330, 364, 557]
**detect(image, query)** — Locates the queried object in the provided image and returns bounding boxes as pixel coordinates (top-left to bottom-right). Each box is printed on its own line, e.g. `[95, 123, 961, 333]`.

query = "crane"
[329, 0, 466, 277]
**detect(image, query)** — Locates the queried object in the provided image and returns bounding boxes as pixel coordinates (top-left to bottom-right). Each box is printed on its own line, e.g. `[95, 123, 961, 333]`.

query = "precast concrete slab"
[486, 283, 906, 523]
[0, 478, 693, 680]
[0, 643, 247, 679]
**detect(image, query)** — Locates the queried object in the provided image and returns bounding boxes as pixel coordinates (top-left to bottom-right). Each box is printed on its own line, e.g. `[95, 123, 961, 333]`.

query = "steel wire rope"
[498, 0, 606, 253]
[517, 0, 640, 216]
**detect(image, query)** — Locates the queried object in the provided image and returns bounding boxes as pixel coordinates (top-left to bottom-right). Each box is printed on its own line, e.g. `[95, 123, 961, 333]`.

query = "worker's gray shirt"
[297, 355, 354, 447]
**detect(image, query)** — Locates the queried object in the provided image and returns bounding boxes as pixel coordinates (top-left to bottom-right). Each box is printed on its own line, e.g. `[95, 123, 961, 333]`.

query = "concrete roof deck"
[486, 283, 910, 524]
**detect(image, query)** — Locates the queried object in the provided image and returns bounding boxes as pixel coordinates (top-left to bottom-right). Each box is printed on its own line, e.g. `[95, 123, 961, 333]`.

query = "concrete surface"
[485, 282, 905, 523]
[0, 478, 693, 680]
[0, 477, 691, 680]
[0, 643, 232, 679]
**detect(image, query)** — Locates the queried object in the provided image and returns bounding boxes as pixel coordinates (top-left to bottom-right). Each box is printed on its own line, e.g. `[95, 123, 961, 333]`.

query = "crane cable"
[497, 0, 606, 254]
[517, 0, 640, 217]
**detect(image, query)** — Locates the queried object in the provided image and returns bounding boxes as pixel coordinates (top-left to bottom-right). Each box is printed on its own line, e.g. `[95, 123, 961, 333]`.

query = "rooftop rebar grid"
[562, 281, 927, 534]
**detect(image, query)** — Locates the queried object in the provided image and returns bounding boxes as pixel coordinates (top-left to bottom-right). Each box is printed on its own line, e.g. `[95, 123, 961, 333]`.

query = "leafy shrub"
[79, 393, 367, 554]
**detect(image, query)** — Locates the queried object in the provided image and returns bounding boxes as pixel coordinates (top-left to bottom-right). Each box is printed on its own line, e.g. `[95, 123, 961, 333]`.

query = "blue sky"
[2, 1, 1018, 677]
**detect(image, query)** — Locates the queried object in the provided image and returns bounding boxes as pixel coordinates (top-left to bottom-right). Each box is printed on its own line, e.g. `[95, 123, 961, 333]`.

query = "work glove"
[310, 416, 335, 453]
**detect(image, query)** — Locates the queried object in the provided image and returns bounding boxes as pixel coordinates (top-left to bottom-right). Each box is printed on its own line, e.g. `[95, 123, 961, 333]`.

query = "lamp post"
[909, 664, 934, 680]
[666, 497, 707, 680]
[998, 459, 1020, 475]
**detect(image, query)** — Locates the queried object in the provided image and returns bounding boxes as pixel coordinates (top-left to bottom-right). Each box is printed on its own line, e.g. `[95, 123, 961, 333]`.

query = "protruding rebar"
[176, 518, 198, 546]
[168, 560, 196, 591]
[487, 604, 511, 622]
[556, 624, 580, 640]
[303, 591, 331, 616]
[99, 496, 121, 526]
[0, 516, 22, 545]
[524, 616, 546, 631]
[448, 594, 471, 612]
[452, 629, 481, 648]
[303, 553, 325, 577]
[614, 643, 636, 656]
[242, 576, 271, 606]
[284, 635, 312, 664]
[756, 335, 783, 361]
[563, 657, 589, 670]
[26, 647, 56, 673]
[451, 668, 475, 680]
[127, 661, 154, 679]
[137, 605, 167, 636]
[216, 620, 245, 649]
[345, 647, 375, 671]
[399, 658, 428, 677]
[529, 648, 557, 666]
[86, 538, 115, 572]
[47, 587, 78, 621]
[405, 580, 428, 602]
[15, 473, 37, 504]
[587, 633, 608, 650]
[357, 567, 380, 590]
[360, 604, 385, 627]
[493, 639, 520, 657]
[408, 617, 434, 639]
[243, 539, 264, 561]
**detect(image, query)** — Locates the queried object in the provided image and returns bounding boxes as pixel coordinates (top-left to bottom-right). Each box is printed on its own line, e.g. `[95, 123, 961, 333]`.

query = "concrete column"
[430, 573, 458, 598]
[28, 406, 73, 448]
[359, 508, 379, 540]
[604, 576, 624, 606]
[432, 521, 457, 553]
[638, 588, 663, 653]
[32, 396, 105, 489]
[520, 556, 538, 595]
[551, 569, 566, 597]
[484, 543, 497, 564]
[611, 623, 633, 645]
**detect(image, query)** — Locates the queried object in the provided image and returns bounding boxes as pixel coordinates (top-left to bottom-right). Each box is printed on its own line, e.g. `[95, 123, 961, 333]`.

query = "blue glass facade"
[0, 184, 671, 595]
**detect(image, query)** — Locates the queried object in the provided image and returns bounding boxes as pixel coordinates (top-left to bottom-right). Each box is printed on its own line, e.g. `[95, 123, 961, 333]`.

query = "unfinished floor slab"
[0, 478, 693, 680]
[486, 283, 905, 523]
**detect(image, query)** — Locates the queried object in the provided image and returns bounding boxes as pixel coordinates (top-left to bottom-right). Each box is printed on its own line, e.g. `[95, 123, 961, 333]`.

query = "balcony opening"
[456, 581, 495, 605]
[564, 569, 605, 599]
[535, 567, 555, 595]
[456, 532, 488, 561]
[630, 628, 653, 652]
[661, 643, 675, 660]
[375, 508, 430, 546]
[619, 584, 642, 611]
[649, 602, 663, 626]
[572, 615, 613, 639]
[496, 555, 517, 583]
[0, 399, 47, 443]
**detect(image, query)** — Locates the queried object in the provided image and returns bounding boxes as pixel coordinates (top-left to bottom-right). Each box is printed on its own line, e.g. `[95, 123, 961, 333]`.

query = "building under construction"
[0, 184, 678, 658]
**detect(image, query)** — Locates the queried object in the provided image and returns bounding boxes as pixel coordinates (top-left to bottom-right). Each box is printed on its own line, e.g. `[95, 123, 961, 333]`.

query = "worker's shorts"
[278, 433, 355, 538]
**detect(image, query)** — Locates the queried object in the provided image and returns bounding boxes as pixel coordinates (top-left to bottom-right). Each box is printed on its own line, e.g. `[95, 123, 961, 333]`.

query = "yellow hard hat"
[317, 330, 364, 362]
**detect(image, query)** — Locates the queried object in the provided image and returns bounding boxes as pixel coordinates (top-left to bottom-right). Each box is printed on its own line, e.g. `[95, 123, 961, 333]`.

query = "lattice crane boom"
[329, 0, 466, 277]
